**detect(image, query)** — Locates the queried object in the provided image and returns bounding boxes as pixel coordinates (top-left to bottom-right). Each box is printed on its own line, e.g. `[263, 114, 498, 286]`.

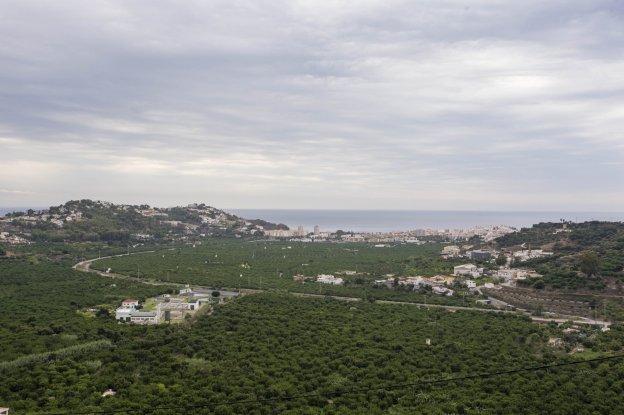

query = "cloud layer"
[1, 0, 623, 209]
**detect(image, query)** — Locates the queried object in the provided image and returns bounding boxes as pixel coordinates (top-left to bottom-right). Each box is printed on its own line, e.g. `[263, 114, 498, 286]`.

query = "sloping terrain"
[495, 222, 624, 290]
[0, 200, 288, 243]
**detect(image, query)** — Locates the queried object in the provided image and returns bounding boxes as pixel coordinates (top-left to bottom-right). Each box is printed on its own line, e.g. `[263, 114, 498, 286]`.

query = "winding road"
[74, 250, 612, 329]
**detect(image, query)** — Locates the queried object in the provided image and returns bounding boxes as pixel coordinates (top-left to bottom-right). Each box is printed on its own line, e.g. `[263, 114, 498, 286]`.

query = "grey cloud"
[0, 0, 623, 209]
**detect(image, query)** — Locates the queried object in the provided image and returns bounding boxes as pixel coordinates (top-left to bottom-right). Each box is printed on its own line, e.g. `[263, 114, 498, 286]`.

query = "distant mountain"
[0, 199, 289, 243]
[495, 221, 624, 290]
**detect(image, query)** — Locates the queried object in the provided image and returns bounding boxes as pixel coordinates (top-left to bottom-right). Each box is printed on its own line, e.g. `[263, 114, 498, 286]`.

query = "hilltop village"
[0, 200, 288, 245]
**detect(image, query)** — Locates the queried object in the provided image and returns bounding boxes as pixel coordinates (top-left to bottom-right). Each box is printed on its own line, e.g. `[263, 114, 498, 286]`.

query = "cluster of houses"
[0, 207, 83, 230]
[374, 275, 457, 296]
[453, 262, 542, 287]
[291, 263, 534, 296]
[369, 261, 541, 297]
[0, 231, 29, 245]
[353, 225, 516, 243]
[115, 286, 239, 324]
[264, 224, 517, 244]
[442, 244, 553, 263]
[442, 245, 497, 261]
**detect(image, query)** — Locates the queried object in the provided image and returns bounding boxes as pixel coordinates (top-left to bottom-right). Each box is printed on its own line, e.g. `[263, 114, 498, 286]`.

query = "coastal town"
[0, 200, 519, 247]
[2, 207, 620, 415]
[263, 224, 517, 244]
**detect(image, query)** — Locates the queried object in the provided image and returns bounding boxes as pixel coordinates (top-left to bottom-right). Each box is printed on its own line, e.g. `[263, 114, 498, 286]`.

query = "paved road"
[73, 250, 184, 287]
[74, 251, 612, 328]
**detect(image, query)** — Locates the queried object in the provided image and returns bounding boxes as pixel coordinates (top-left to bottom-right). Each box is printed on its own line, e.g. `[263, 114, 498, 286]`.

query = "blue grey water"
[230, 209, 624, 233]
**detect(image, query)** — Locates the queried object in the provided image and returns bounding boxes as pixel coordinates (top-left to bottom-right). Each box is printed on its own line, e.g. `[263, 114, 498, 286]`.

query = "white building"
[513, 249, 553, 261]
[264, 229, 293, 238]
[316, 274, 344, 285]
[453, 264, 483, 278]
[179, 286, 193, 295]
[115, 308, 158, 324]
[465, 280, 477, 288]
[496, 268, 541, 281]
[432, 286, 454, 296]
[121, 299, 139, 308]
[158, 300, 200, 312]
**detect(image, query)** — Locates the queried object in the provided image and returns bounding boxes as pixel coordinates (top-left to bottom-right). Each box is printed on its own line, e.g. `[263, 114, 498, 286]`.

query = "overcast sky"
[1, 1, 623, 210]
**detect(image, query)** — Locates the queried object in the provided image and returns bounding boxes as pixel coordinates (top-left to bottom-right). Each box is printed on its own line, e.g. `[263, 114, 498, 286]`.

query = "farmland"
[2, 240, 624, 414]
[92, 240, 474, 305]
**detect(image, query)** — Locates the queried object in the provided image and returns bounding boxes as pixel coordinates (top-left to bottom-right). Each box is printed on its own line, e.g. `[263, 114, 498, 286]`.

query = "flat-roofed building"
[453, 264, 483, 278]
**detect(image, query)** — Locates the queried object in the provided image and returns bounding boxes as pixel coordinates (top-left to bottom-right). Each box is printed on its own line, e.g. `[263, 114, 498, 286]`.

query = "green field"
[2, 277, 623, 414]
[93, 239, 475, 306]
[2, 242, 624, 414]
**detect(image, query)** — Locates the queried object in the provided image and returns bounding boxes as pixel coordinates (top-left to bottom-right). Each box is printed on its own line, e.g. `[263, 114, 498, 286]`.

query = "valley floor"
[1, 241, 623, 414]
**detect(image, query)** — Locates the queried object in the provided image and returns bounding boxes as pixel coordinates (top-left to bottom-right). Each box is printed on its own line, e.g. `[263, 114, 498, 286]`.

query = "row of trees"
[2, 280, 624, 414]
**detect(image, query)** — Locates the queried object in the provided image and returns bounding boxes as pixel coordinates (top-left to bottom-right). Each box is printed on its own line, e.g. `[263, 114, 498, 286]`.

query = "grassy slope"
[496, 222, 624, 289]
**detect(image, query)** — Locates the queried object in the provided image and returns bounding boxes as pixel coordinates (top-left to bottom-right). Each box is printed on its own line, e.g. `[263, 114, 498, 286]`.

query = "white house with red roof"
[121, 299, 139, 308]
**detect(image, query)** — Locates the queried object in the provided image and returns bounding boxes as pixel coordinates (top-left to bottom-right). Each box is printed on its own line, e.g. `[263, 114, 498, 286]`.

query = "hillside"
[495, 221, 624, 290]
[0, 200, 288, 244]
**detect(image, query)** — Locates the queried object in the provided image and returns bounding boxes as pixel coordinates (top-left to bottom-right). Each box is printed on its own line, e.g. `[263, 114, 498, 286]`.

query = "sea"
[2, 207, 622, 234]
[229, 209, 624, 233]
